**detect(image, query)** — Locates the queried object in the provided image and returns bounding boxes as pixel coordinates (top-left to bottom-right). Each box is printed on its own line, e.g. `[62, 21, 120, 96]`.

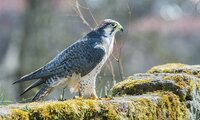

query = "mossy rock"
[1, 63, 200, 119]
[0, 92, 188, 120]
[147, 63, 200, 92]
[147, 63, 200, 76]
[147, 63, 200, 120]
[112, 73, 198, 101]
[112, 63, 200, 119]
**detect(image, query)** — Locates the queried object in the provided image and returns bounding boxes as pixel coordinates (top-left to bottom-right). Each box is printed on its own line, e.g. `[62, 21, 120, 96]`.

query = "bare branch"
[126, 0, 132, 36]
[88, 9, 98, 26]
[118, 47, 125, 80]
[108, 58, 116, 82]
[114, 40, 125, 81]
[74, 0, 93, 30]
[111, 53, 119, 62]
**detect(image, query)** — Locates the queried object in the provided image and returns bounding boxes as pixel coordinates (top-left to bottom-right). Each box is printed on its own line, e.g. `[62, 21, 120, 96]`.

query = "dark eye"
[111, 23, 115, 27]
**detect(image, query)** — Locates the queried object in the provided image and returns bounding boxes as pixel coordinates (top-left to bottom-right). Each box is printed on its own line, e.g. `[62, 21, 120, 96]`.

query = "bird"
[13, 19, 124, 101]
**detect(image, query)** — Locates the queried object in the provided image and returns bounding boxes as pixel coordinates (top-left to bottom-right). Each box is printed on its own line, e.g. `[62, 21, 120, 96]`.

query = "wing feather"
[13, 38, 105, 84]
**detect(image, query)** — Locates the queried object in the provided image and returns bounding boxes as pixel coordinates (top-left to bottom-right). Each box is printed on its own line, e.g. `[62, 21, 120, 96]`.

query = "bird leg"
[59, 87, 66, 101]
[78, 87, 82, 97]
[73, 88, 83, 99]
[79, 79, 98, 99]
[90, 92, 98, 100]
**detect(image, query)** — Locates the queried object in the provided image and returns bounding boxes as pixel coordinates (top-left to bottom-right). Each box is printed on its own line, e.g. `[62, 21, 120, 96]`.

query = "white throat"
[101, 35, 115, 57]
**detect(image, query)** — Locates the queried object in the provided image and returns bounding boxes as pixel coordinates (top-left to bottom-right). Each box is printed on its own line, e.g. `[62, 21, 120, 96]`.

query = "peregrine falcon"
[13, 19, 123, 101]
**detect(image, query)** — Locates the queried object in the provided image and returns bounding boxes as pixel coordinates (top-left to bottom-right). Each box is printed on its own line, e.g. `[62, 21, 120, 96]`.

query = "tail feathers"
[32, 83, 54, 101]
[20, 79, 46, 96]
[13, 68, 46, 84]
[13, 78, 25, 84]
[13, 74, 36, 84]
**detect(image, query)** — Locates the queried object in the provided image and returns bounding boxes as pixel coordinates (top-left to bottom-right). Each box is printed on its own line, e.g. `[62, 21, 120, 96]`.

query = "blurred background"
[0, 0, 200, 103]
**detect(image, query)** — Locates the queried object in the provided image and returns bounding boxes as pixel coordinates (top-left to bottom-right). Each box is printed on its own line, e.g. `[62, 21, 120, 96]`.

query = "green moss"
[197, 81, 200, 91]
[152, 92, 188, 120]
[18, 100, 127, 120]
[112, 77, 152, 96]
[8, 109, 28, 120]
[29, 100, 83, 119]
[148, 63, 186, 73]
[147, 63, 200, 96]
[130, 97, 157, 119]
[147, 63, 200, 76]
[127, 91, 188, 120]
[128, 91, 188, 119]
[0, 100, 123, 120]
[163, 75, 195, 94]
[98, 102, 123, 120]
[3, 63, 198, 119]
[0, 109, 28, 120]
[112, 73, 199, 101]
[0, 91, 188, 120]
[195, 77, 200, 94]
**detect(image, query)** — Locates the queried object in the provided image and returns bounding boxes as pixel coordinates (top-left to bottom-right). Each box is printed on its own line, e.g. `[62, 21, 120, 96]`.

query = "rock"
[147, 63, 200, 76]
[0, 63, 200, 120]
[112, 73, 198, 101]
[113, 63, 200, 120]
[0, 92, 188, 120]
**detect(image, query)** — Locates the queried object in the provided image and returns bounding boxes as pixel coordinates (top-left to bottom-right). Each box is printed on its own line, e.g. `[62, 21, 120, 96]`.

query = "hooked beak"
[120, 27, 124, 32]
[118, 24, 124, 32]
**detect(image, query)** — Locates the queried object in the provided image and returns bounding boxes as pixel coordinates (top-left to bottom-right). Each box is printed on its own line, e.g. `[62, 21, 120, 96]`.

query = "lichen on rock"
[1, 63, 200, 120]
[112, 63, 200, 120]
[112, 73, 198, 101]
[147, 63, 200, 119]
[148, 63, 200, 75]
[0, 92, 188, 120]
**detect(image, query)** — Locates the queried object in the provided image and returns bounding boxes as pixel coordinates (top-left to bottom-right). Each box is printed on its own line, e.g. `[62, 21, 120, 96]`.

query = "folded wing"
[13, 38, 105, 85]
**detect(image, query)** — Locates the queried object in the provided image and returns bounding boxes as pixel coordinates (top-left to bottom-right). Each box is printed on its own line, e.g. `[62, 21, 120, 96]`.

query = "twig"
[118, 47, 125, 80]
[108, 58, 116, 82]
[126, 0, 132, 35]
[111, 53, 119, 62]
[88, 9, 98, 26]
[73, 0, 93, 30]
[114, 40, 125, 81]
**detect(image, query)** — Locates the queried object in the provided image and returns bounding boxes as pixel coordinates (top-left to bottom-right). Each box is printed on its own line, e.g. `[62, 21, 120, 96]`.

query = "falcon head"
[97, 19, 124, 37]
